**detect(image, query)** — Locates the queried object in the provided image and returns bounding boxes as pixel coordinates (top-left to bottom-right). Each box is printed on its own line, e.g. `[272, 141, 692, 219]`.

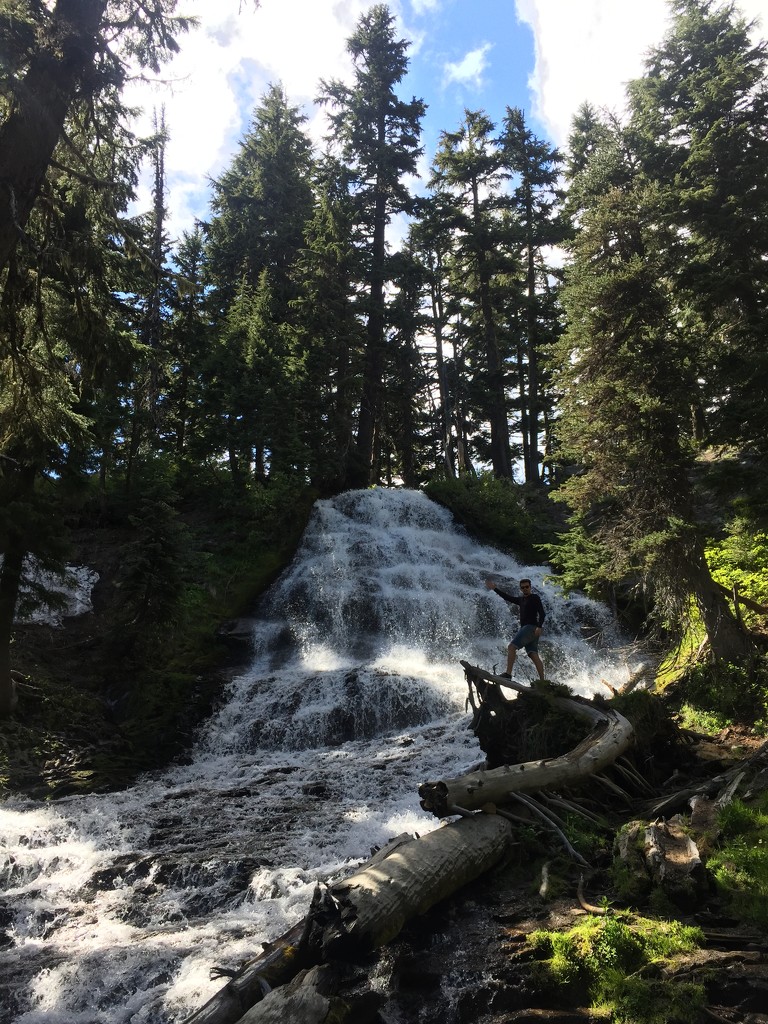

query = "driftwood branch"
[418, 663, 635, 818]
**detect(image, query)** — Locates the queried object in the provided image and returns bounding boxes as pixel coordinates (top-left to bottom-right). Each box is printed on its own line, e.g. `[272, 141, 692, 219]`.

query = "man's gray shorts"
[512, 624, 539, 653]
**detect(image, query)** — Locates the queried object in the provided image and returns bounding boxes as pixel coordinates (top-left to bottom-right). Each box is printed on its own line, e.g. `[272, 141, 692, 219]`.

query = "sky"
[128, 0, 768, 242]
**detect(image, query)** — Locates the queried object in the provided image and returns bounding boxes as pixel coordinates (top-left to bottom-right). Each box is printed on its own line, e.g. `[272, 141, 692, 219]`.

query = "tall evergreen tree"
[206, 83, 314, 312]
[627, 0, 768, 458]
[552, 115, 751, 661]
[431, 109, 516, 479]
[385, 246, 432, 486]
[291, 158, 362, 493]
[318, 4, 425, 487]
[409, 194, 459, 477]
[166, 227, 210, 460]
[499, 107, 565, 484]
[202, 84, 315, 483]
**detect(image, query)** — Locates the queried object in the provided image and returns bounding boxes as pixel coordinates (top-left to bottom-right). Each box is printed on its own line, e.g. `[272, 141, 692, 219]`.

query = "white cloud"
[442, 42, 493, 89]
[516, 0, 768, 147]
[127, 0, 768, 240]
[410, 0, 443, 14]
[514, 0, 670, 145]
[127, 0, 398, 238]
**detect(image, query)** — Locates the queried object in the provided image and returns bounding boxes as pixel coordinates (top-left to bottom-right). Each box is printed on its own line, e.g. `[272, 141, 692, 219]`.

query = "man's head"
[520, 579, 532, 592]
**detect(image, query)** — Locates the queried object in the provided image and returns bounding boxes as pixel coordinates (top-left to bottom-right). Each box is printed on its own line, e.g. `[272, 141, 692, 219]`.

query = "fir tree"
[627, 0, 768, 458]
[552, 115, 751, 661]
[319, 4, 425, 487]
[431, 109, 516, 479]
[499, 107, 565, 484]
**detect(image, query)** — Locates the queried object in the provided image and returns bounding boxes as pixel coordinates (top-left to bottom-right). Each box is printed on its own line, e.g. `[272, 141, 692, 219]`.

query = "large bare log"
[184, 816, 514, 1024]
[418, 663, 635, 818]
[325, 812, 512, 951]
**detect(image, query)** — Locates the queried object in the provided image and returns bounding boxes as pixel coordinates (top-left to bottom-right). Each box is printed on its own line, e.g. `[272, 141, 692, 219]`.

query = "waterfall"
[0, 488, 641, 1024]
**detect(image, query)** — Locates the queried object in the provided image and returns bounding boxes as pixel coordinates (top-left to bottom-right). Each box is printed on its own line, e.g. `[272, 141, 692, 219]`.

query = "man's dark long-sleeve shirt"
[493, 586, 546, 628]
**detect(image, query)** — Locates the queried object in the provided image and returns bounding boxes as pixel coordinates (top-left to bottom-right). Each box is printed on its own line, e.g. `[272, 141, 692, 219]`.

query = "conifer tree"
[166, 227, 210, 460]
[499, 107, 565, 484]
[431, 109, 516, 479]
[291, 158, 363, 492]
[203, 84, 315, 483]
[408, 194, 459, 477]
[627, 0, 768, 461]
[206, 84, 314, 311]
[385, 246, 432, 486]
[319, 4, 425, 487]
[553, 116, 751, 661]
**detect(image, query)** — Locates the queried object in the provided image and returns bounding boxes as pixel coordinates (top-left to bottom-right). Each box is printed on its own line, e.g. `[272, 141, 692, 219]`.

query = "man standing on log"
[485, 577, 546, 681]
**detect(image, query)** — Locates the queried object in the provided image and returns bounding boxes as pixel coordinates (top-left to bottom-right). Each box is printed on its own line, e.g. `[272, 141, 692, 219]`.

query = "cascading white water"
[0, 488, 642, 1024]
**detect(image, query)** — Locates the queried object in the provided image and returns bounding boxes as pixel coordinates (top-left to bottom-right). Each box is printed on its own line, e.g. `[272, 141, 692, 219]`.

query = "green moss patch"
[528, 914, 705, 1022]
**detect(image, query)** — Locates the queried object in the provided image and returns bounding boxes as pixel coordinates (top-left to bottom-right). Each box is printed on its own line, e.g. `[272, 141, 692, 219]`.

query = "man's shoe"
[500, 671, 512, 679]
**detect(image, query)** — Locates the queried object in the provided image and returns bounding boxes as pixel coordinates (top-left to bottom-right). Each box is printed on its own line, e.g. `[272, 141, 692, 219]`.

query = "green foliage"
[706, 521, 768, 628]
[528, 915, 704, 1022]
[707, 794, 768, 929]
[675, 703, 731, 735]
[673, 658, 768, 728]
[545, 520, 626, 600]
[116, 484, 187, 630]
[424, 473, 543, 559]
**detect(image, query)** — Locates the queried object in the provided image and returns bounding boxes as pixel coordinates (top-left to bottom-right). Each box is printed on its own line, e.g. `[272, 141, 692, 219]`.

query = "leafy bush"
[424, 473, 543, 559]
[706, 520, 768, 626]
[679, 658, 768, 728]
[707, 794, 768, 929]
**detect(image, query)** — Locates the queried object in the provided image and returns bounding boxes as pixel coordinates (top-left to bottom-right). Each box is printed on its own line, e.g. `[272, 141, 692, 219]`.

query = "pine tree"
[166, 227, 210, 460]
[499, 107, 565, 484]
[206, 83, 314, 311]
[202, 84, 315, 483]
[627, 0, 768, 458]
[552, 115, 751, 661]
[384, 245, 432, 486]
[431, 109, 516, 479]
[319, 4, 425, 487]
[291, 158, 363, 492]
[408, 194, 460, 477]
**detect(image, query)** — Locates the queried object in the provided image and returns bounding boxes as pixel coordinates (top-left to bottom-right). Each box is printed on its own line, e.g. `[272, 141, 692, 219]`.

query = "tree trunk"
[429, 269, 455, 477]
[352, 182, 388, 488]
[418, 664, 634, 818]
[0, 537, 24, 715]
[686, 542, 753, 662]
[523, 181, 541, 485]
[0, 0, 108, 274]
[472, 180, 512, 480]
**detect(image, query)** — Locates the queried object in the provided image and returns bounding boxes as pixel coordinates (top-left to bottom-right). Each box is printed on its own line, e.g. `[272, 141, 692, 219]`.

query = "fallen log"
[418, 663, 635, 818]
[184, 815, 514, 1024]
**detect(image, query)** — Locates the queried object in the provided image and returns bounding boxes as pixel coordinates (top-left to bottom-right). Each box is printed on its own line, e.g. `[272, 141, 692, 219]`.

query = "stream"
[0, 487, 642, 1023]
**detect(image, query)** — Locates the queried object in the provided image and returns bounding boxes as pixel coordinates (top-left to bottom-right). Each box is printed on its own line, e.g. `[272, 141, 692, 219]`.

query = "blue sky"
[128, 0, 768, 240]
